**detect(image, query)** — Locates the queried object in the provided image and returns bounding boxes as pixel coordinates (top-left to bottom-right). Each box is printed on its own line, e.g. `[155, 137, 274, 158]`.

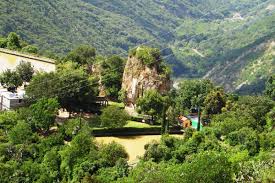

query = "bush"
[100, 106, 130, 128]
[130, 46, 161, 66]
[99, 141, 128, 167]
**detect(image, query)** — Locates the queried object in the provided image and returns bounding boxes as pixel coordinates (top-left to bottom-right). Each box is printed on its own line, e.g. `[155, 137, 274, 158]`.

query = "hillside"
[0, 0, 274, 93]
[204, 35, 275, 94]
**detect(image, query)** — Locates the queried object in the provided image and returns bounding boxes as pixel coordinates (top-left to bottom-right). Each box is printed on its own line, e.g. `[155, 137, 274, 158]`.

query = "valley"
[0, 0, 274, 94]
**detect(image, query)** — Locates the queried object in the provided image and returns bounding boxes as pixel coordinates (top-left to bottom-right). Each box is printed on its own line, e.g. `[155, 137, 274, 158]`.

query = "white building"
[0, 90, 25, 110]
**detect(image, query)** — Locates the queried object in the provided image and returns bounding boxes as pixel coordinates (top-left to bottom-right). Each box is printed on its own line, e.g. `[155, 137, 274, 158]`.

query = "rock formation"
[121, 46, 171, 108]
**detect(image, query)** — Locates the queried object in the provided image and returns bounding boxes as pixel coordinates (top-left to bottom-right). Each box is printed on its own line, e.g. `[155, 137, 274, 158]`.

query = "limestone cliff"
[121, 47, 171, 108]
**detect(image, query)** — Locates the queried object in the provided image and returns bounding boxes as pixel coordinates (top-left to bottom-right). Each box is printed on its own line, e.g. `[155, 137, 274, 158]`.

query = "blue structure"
[188, 115, 203, 130]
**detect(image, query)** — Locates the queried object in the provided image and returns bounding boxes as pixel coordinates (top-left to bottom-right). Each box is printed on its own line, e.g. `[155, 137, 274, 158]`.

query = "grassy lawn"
[108, 101, 124, 108]
[93, 121, 160, 130]
[124, 121, 155, 128]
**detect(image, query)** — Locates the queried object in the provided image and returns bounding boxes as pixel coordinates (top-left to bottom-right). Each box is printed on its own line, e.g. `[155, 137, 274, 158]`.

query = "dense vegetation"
[0, 1, 274, 181]
[1, 34, 275, 182]
[0, 0, 274, 93]
[0, 32, 38, 54]
[0, 76, 274, 182]
[0, 61, 34, 92]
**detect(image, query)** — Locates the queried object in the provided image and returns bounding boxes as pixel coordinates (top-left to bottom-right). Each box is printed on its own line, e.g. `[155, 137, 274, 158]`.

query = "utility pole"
[197, 106, 201, 131]
[79, 109, 83, 129]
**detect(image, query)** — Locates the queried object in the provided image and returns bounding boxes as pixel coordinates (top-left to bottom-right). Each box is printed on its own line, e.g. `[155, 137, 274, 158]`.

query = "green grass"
[124, 121, 158, 128]
[93, 121, 159, 130]
[108, 101, 125, 108]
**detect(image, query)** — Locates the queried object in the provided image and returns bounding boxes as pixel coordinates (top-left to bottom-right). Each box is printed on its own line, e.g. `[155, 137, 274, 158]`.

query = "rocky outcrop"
[121, 48, 171, 108]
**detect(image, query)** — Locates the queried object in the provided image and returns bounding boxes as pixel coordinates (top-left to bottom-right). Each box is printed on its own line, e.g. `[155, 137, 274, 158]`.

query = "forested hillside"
[0, 0, 274, 93]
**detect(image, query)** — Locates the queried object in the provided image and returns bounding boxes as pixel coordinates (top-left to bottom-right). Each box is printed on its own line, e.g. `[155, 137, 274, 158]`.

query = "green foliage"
[15, 61, 34, 82]
[40, 148, 62, 182]
[227, 127, 260, 156]
[100, 106, 130, 128]
[237, 96, 274, 130]
[100, 56, 126, 100]
[121, 151, 233, 183]
[0, 1, 273, 94]
[211, 110, 256, 135]
[175, 79, 214, 111]
[64, 45, 96, 66]
[0, 69, 23, 90]
[26, 62, 99, 112]
[180, 151, 233, 183]
[6, 32, 21, 50]
[137, 89, 165, 120]
[265, 107, 275, 130]
[8, 120, 32, 144]
[21, 45, 38, 54]
[235, 159, 275, 182]
[203, 88, 226, 115]
[30, 98, 59, 131]
[0, 111, 19, 130]
[59, 132, 97, 182]
[95, 158, 129, 182]
[0, 37, 7, 48]
[264, 74, 275, 100]
[99, 142, 128, 167]
[131, 46, 161, 66]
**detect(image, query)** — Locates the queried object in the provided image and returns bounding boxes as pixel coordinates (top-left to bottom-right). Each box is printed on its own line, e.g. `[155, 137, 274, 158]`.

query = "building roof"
[0, 91, 25, 100]
[179, 116, 189, 122]
[0, 48, 55, 64]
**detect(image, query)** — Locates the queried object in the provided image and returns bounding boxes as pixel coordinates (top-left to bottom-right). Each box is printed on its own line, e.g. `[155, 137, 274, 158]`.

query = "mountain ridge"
[0, 0, 274, 94]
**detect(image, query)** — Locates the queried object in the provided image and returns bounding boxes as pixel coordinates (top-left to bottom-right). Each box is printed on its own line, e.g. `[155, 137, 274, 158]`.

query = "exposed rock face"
[121, 55, 171, 108]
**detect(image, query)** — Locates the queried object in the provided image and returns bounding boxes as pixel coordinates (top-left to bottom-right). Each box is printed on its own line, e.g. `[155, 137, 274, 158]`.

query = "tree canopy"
[15, 61, 34, 83]
[26, 62, 99, 112]
[100, 56, 126, 100]
[0, 69, 23, 91]
[100, 106, 130, 128]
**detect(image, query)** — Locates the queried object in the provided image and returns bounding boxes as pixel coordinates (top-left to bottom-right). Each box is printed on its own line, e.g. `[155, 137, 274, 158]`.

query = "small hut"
[178, 115, 192, 128]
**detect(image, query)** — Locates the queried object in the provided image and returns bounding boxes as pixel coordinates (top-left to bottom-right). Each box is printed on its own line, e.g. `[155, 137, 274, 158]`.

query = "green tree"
[95, 158, 129, 182]
[65, 45, 96, 66]
[0, 37, 7, 48]
[0, 69, 23, 91]
[8, 120, 32, 144]
[203, 89, 226, 115]
[237, 96, 274, 130]
[99, 142, 128, 167]
[227, 127, 260, 156]
[55, 63, 98, 112]
[211, 110, 256, 135]
[264, 75, 275, 100]
[130, 46, 161, 66]
[6, 32, 21, 50]
[26, 62, 98, 112]
[101, 55, 126, 100]
[0, 111, 19, 130]
[175, 79, 214, 112]
[100, 106, 129, 128]
[143, 140, 171, 162]
[180, 151, 233, 183]
[21, 45, 38, 54]
[16, 61, 34, 83]
[40, 148, 62, 182]
[30, 98, 59, 132]
[136, 89, 164, 122]
[60, 132, 97, 182]
[25, 72, 57, 98]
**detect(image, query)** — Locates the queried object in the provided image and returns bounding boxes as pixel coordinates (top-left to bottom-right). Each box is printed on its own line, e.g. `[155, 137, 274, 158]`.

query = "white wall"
[0, 48, 55, 73]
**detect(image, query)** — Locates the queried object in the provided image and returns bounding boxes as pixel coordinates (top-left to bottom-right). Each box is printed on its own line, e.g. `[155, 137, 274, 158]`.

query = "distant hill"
[204, 34, 274, 94]
[0, 0, 274, 93]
